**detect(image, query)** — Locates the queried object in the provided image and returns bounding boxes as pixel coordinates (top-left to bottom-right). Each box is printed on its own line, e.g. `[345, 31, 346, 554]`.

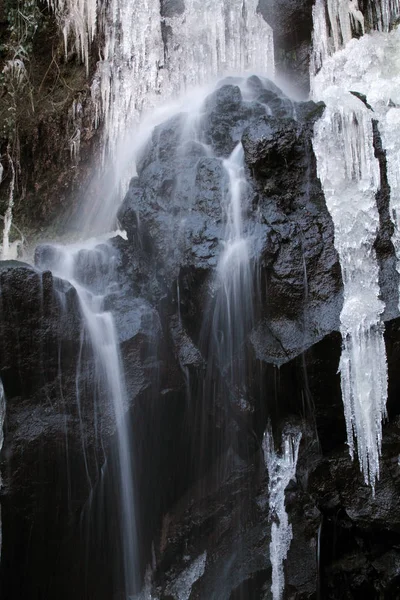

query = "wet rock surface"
[1, 76, 400, 600]
[118, 77, 342, 364]
[257, 0, 315, 95]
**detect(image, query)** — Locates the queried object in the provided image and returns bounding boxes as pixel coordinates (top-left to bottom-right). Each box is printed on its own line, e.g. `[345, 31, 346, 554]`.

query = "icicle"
[47, 0, 97, 74]
[163, 0, 274, 96]
[367, 0, 400, 32]
[311, 0, 364, 77]
[263, 428, 302, 600]
[313, 91, 388, 490]
[1, 155, 16, 261]
[94, 0, 274, 164]
[46, 0, 274, 233]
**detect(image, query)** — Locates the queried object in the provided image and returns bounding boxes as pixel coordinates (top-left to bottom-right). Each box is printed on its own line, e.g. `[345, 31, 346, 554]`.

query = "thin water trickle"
[35, 237, 139, 595]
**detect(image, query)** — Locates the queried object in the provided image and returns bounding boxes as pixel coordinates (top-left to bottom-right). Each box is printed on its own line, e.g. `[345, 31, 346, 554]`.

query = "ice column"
[263, 428, 301, 600]
[311, 0, 364, 76]
[313, 92, 388, 489]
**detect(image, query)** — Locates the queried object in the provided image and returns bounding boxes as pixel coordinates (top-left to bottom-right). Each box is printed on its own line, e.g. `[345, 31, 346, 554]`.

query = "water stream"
[35, 237, 139, 595]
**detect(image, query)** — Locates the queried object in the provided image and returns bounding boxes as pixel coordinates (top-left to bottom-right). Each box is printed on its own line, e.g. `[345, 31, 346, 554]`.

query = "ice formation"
[311, 0, 400, 489]
[313, 92, 388, 488]
[165, 552, 207, 600]
[311, 0, 400, 78]
[311, 0, 364, 75]
[312, 28, 400, 297]
[1, 156, 15, 261]
[46, 0, 97, 72]
[263, 429, 301, 600]
[367, 0, 400, 32]
[48, 0, 273, 166]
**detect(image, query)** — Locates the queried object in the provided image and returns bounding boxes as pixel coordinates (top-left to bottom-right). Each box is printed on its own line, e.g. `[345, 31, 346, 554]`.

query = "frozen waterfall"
[313, 92, 387, 488]
[310, 0, 400, 488]
[263, 428, 302, 600]
[46, 0, 274, 234]
[48, 0, 274, 178]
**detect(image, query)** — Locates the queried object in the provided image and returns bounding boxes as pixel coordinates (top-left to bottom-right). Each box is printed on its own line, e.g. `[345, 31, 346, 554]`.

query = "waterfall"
[263, 428, 302, 600]
[47, 0, 274, 233]
[35, 236, 139, 596]
[310, 0, 400, 487]
[49, 0, 273, 154]
[0, 380, 5, 563]
[311, 0, 364, 76]
[212, 143, 253, 395]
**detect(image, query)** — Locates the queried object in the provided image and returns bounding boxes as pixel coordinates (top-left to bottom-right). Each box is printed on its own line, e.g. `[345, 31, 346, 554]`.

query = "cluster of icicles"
[311, 0, 400, 491]
[47, 0, 274, 162]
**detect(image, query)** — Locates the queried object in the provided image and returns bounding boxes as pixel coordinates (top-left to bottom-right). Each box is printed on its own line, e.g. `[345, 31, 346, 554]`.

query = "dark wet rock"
[309, 417, 400, 599]
[242, 116, 298, 171]
[118, 78, 343, 366]
[201, 85, 266, 157]
[257, 0, 315, 95]
[160, 0, 185, 18]
[0, 257, 178, 600]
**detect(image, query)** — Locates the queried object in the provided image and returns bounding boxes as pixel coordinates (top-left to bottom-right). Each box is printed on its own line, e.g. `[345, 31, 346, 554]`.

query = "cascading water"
[263, 428, 302, 600]
[212, 143, 253, 399]
[0, 0, 276, 590]
[35, 236, 139, 596]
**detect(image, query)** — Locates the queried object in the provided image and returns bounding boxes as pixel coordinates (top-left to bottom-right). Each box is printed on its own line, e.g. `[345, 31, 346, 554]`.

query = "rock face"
[118, 78, 342, 365]
[257, 0, 315, 95]
[1, 76, 400, 600]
